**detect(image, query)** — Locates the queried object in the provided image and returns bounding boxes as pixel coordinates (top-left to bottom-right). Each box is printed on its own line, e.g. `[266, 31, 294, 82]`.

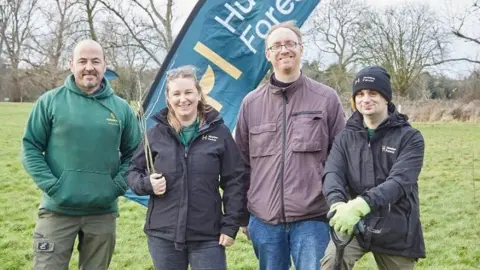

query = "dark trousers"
[147, 235, 226, 270]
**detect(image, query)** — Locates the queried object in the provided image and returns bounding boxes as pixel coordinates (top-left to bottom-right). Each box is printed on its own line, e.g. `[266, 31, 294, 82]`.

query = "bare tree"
[0, 2, 8, 100]
[96, 0, 175, 66]
[0, 2, 8, 58]
[46, 0, 80, 68]
[27, 0, 81, 84]
[434, 0, 480, 65]
[99, 17, 154, 101]
[305, 0, 367, 93]
[83, 0, 99, 40]
[357, 3, 449, 97]
[308, 0, 366, 69]
[0, 0, 40, 102]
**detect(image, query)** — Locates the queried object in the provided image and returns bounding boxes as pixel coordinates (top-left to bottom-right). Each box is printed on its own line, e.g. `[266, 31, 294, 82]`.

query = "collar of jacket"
[267, 71, 306, 98]
[64, 74, 113, 99]
[152, 107, 223, 131]
[346, 102, 410, 132]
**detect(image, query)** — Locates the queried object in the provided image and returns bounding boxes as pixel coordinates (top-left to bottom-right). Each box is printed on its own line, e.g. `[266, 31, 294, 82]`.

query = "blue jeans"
[147, 235, 226, 270]
[249, 215, 330, 270]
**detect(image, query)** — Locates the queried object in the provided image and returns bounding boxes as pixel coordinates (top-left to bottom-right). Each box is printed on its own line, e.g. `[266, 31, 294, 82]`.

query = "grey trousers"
[320, 236, 416, 270]
[32, 208, 117, 270]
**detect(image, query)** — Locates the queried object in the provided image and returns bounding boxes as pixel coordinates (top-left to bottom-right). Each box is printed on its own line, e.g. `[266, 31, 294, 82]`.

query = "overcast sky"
[173, 0, 479, 78]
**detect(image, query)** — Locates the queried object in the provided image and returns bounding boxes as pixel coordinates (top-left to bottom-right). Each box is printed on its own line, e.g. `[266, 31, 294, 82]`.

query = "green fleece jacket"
[22, 75, 141, 216]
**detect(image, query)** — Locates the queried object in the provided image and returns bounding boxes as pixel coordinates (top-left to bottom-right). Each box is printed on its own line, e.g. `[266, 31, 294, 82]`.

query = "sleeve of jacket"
[219, 128, 246, 239]
[361, 130, 425, 211]
[322, 132, 350, 207]
[234, 98, 250, 227]
[125, 133, 156, 196]
[112, 106, 143, 196]
[327, 90, 346, 153]
[21, 94, 58, 195]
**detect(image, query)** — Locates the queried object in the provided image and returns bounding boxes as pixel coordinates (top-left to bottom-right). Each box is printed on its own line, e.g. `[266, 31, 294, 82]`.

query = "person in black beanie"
[352, 65, 392, 103]
[321, 65, 426, 269]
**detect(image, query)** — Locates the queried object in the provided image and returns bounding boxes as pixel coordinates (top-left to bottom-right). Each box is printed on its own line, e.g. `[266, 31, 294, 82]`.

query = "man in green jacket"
[21, 39, 141, 269]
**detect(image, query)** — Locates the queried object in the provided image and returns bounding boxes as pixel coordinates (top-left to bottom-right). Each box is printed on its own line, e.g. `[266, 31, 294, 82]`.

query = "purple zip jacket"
[235, 73, 346, 225]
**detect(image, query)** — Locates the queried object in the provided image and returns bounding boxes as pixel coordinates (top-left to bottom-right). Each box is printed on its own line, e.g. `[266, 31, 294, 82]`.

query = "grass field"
[0, 102, 479, 270]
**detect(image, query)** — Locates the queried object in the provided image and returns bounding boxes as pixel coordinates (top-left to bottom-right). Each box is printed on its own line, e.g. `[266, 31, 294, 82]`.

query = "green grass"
[0, 103, 479, 270]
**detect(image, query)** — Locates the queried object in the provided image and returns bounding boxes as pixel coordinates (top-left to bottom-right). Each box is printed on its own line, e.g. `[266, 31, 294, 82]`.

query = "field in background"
[0, 103, 479, 270]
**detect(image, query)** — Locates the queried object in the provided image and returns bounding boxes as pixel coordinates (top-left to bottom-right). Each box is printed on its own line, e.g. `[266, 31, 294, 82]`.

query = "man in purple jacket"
[234, 21, 346, 270]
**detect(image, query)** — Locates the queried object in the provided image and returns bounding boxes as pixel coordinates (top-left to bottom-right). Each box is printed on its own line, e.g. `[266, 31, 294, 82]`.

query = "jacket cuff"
[359, 195, 375, 212]
[142, 176, 155, 195]
[328, 196, 346, 207]
[113, 174, 128, 195]
[220, 226, 239, 240]
[239, 213, 250, 227]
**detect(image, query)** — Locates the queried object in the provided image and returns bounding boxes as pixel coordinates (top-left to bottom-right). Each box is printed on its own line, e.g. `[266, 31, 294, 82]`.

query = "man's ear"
[265, 49, 271, 62]
[68, 59, 74, 73]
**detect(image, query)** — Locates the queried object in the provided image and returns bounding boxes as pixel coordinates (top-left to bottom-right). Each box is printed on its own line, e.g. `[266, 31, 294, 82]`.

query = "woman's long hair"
[165, 65, 212, 133]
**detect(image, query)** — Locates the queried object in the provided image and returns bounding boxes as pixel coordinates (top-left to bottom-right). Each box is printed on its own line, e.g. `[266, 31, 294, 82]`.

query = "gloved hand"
[329, 197, 371, 235]
[327, 201, 346, 218]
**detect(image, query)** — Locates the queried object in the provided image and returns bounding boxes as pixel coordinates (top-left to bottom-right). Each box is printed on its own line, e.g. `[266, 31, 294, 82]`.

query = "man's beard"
[84, 80, 97, 88]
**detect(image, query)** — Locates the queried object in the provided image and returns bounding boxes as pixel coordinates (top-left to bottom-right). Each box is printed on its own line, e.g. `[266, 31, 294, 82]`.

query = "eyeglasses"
[267, 40, 302, 52]
[166, 65, 198, 80]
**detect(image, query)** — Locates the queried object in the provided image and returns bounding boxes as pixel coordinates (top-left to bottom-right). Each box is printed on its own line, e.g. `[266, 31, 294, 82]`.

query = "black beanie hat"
[352, 66, 392, 102]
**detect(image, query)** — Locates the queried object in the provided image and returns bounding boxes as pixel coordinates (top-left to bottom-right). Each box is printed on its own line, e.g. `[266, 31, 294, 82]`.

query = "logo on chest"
[106, 113, 119, 126]
[382, 145, 396, 154]
[202, 135, 218, 142]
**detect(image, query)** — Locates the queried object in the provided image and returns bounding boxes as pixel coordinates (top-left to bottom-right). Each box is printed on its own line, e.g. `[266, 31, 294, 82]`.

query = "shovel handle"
[327, 210, 364, 249]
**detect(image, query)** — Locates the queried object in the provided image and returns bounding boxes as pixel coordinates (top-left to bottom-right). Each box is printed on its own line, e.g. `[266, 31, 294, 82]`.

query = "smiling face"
[69, 40, 106, 93]
[354, 89, 389, 117]
[166, 77, 200, 121]
[265, 27, 303, 76]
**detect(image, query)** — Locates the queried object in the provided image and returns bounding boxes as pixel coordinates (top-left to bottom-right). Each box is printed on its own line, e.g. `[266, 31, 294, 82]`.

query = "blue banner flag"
[105, 68, 119, 81]
[124, 0, 320, 207]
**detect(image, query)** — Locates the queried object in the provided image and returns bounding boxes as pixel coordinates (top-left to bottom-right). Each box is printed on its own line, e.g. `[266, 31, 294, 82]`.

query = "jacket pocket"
[291, 112, 323, 152]
[368, 203, 410, 250]
[249, 122, 277, 157]
[49, 169, 120, 209]
[189, 182, 222, 235]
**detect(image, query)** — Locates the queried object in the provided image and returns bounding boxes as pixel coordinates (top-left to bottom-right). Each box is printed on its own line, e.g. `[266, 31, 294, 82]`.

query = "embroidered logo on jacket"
[106, 113, 119, 125]
[382, 145, 396, 154]
[202, 135, 218, 142]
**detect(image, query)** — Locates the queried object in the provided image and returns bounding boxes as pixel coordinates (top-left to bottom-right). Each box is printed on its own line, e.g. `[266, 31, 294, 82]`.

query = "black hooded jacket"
[322, 103, 426, 258]
[126, 108, 245, 246]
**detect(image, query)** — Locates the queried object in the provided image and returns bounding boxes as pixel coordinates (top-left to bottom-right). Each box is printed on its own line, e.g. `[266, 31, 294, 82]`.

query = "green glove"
[326, 202, 345, 229]
[329, 197, 371, 235]
[328, 202, 346, 216]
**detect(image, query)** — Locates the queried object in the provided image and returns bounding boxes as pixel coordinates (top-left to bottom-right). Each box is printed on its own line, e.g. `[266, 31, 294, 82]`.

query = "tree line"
[0, 0, 479, 103]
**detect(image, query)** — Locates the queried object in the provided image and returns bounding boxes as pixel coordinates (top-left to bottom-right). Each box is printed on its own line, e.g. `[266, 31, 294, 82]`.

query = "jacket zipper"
[280, 90, 288, 222]
[171, 122, 217, 243]
[365, 130, 376, 249]
[148, 199, 155, 228]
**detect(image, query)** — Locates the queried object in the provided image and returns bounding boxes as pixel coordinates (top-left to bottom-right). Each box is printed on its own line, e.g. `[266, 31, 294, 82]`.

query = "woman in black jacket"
[126, 65, 246, 270]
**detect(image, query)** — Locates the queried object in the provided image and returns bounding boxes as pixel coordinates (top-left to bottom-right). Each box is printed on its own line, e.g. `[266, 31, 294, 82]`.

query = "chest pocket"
[291, 111, 323, 152]
[249, 122, 277, 157]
